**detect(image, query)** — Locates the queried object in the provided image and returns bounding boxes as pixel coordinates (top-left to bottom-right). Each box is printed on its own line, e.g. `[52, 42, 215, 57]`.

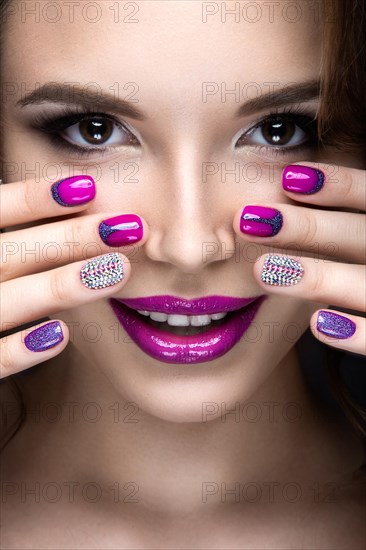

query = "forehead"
[3, 1, 321, 104]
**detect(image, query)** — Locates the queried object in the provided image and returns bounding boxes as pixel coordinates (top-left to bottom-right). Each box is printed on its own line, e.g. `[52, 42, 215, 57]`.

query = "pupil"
[80, 118, 113, 144]
[263, 119, 295, 145]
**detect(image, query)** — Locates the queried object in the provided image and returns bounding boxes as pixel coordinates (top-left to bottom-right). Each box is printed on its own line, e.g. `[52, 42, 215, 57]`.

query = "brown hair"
[0, 0, 365, 450]
[318, 0, 366, 152]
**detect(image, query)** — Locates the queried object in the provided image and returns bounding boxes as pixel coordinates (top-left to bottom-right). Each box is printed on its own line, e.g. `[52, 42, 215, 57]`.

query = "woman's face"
[3, 1, 329, 421]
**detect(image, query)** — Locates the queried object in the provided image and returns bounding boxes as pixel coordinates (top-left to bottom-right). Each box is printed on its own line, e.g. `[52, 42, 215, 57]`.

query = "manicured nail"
[282, 165, 324, 194]
[80, 252, 124, 289]
[24, 321, 64, 352]
[261, 254, 304, 286]
[99, 214, 143, 247]
[316, 310, 356, 339]
[240, 206, 283, 237]
[51, 175, 95, 206]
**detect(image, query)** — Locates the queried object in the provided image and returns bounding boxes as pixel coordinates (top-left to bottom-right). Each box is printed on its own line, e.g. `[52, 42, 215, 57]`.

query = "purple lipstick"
[109, 295, 266, 364]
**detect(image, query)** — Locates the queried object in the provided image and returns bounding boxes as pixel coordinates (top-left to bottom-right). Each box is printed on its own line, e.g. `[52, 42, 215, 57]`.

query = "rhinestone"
[80, 253, 124, 290]
[261, 254, 304, 286]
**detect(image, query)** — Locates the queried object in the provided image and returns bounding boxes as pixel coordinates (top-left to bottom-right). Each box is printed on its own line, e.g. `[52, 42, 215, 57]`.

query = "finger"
[253, 253, 365, 312]
[1, 252, 131, 327]
[280, 163, 366, 210]
[0, 175, 96, 229]
[1, 213, 147, 282]
[234, 203, 365, 264]
[0, 320, 69, 379]
[310, 309, 365, 356]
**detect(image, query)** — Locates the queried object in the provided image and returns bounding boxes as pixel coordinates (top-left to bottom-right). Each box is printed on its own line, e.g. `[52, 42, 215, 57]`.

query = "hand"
[0, 175, 148, 378]
[234, 162, 366, 356]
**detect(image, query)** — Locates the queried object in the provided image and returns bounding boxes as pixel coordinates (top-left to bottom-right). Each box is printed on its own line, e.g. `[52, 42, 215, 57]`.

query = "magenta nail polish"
[240, 206, 283, 237]
[99, 214, 143, 247]
[51, 175, 96, 206]
[24, 321, 64, 352]
[282, 165, 324, 194]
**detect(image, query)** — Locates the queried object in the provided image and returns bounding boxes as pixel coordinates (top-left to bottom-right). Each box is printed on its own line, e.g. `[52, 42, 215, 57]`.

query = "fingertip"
[310, 309, 357, 341]
[50, 175, 96, 208]
[252, 253, 268, 285]
[233, 206, 245, 237]
[23, 320, 69, 354]
[79, 252, 129, 291]
[138, 215, 150, 246]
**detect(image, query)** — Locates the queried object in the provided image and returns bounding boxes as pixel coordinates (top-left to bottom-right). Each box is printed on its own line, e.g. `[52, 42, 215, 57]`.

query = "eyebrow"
[234, 80, 320, 117]
[16, 80, 320, 121]
[16, 83, 147, 120]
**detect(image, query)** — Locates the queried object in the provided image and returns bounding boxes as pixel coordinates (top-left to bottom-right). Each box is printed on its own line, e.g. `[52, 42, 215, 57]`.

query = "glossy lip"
[114, 295, 259, 315]
[109, 295, 266, 365]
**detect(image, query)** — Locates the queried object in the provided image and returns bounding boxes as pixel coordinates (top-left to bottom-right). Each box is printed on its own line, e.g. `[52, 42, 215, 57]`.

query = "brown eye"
[261, 119, 296, 145]
[79, 118, 114, 145]
[61, 116, 139, 148]
[235, 114, 314, 149]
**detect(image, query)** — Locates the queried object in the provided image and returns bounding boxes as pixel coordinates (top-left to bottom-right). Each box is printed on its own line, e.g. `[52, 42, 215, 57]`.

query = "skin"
[0, 1, 365, 548]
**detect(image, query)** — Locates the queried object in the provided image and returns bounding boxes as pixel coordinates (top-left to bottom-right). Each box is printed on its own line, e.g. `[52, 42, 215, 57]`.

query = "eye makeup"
[28, 105, 140, 156]
[234, 106, 319, 157]
[26, 104, 319, 159]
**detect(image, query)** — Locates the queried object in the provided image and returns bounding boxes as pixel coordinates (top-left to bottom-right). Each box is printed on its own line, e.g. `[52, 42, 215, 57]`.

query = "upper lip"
[114, 295, 263, 315]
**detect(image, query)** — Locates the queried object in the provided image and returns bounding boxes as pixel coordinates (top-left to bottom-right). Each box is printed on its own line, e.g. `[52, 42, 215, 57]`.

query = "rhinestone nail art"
[261, 255, 304, 286]
[80, 253, 124, 289]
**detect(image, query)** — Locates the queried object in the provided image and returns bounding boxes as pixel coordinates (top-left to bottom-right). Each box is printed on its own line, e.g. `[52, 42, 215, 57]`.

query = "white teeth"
[149, 311, 168, 322]
[167, 314, 190, 327]
[137, 310, 228, 325]
[190, 315, 211, 327]
[210, 312, 227, 320]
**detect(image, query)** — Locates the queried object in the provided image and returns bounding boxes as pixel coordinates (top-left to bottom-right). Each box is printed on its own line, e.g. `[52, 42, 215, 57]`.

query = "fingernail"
[240, 206, 283, 237]
[24, 321, 64, 352]
[80, 252, 124, 290]
[316, 310, 356, 339]
[99, 214, 143, 247]
[282, 165, 324, 194]
[51, 175, 96, 206]
[261, 254, 304, 286]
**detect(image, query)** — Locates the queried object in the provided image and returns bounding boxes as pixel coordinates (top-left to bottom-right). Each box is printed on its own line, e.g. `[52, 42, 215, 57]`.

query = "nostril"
[143, 222, 236, 272]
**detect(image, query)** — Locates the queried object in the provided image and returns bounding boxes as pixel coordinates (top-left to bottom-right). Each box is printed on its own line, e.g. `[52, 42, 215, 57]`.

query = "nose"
[143, 145, 237, 274]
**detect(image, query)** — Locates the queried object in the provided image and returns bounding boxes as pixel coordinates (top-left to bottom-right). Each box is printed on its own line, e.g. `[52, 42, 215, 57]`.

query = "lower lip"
[109, 296, 265, 365]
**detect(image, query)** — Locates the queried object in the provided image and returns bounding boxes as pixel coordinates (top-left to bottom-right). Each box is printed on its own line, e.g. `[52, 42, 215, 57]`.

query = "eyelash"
[30, 106, 136, 158]
[30, 105, 318, 158]
[236, 109, 318, 156]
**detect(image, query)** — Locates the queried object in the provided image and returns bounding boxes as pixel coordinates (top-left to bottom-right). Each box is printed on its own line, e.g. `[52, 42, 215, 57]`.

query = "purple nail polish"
[51, 175, 96, 206]
[24, 321, 64, 352]
[282, 165, 324, 194]
[99, 214, 143, 247]
[316, 310, 356, 339]
[240, 206, 283, 237]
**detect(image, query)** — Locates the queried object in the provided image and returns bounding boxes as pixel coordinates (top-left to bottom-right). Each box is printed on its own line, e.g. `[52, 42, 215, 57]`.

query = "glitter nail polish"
[80, 252, 124, 289]
[261, 255, 304, 286]
[240, 206, 283, 237]
[24, 321, 64, 352]
[316, 310, 356, 339]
